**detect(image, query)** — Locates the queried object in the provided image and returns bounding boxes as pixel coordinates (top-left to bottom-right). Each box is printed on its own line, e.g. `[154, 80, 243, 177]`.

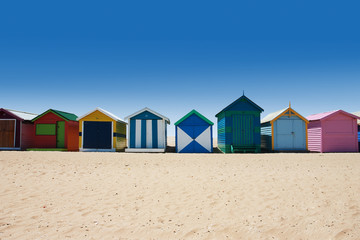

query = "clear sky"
[1, 1, 359, 136]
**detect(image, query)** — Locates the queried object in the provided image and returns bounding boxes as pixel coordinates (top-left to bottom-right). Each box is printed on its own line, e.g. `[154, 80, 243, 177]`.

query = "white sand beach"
[1, 151, 360, 239]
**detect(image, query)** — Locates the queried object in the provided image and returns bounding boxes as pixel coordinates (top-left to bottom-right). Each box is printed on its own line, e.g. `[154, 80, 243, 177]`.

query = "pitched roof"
[261, 108, 287, 123]
[124, 107, 170, 124]
[352, 111, 360, 124]
[307, 110, 360, 121]
[32, 109, 78, 122]
[1, 108, 38, 121]
[77, 107, 126, 123]
[215, 95, 264, 117]
[261, 107, 308, 124]
[174, 109, 214, 126]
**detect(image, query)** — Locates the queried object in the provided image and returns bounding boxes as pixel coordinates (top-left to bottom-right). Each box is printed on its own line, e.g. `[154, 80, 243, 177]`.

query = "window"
[36, 124, 56, 135]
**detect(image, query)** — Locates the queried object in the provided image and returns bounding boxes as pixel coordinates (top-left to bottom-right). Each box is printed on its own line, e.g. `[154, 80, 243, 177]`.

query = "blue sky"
[1, 1, 359, 136]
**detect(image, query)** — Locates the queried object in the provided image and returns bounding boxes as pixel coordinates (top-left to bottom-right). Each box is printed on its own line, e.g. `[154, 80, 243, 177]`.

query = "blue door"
[275, 119, 306, 150]
[292, 119, 306, 150]
[83, 121, 112, 149]
[276, 120, 293, 149]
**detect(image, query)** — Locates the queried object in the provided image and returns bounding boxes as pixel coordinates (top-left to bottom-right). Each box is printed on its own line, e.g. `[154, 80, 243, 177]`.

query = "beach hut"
[261, 104, 308, 151]
[307, 110, 360, 153]
[215, 94, 264, 153]
[125, 107, 170, 152]
[31, 109, 79, 151]
[0, 108, 37, 150]
[77, 107, 127, 152]
[352, 111, 360, 151]
[175, 110, 213, 153]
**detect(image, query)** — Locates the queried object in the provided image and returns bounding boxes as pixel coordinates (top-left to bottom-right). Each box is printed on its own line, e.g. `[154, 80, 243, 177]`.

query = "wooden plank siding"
[78, 108, 126, 152]
[215, 95, 263, 153]
[217, 116, 226, 152]
[0, 120, 15, 148]
[125, 108, 169, 152]
[307, 110, 360, 152]
[32, 110, 79, 151]
[261, 107, 308, 152]
[260, 122, 272, 150]
[0, 108, 36, 150]
[116, 121, 127, 151]
[307, 121, 322, 152]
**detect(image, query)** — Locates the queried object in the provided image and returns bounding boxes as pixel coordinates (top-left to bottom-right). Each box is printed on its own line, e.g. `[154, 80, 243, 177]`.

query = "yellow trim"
[269, 106, 309, 151]
[271, 123, 274, 150]
[305, 122, 308, 150]
[270, 107, 309, 125]
[78, 110, 118, 149]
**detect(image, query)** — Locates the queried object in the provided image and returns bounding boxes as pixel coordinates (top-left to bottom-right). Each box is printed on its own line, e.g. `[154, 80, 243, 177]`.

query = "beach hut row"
[1, 96, 360, 153]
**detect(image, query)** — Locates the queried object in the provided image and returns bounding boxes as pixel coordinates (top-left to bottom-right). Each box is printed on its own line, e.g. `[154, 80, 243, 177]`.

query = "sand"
[1, 151, 360, 240]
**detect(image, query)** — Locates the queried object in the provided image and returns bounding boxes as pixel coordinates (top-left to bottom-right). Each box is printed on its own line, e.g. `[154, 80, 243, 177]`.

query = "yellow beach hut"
[77, 107, 127, 152]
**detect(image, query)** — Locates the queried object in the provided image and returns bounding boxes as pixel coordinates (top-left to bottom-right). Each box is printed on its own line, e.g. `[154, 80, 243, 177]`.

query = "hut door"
[292, 120, 305, 149]
[276, 119, 305, 150]
[56, 121, 65, 148]
[232, 114, 254, 146]
[83, 121, 112, 149]
[0, 120, 15, 148]
[276, 120, 293, 149]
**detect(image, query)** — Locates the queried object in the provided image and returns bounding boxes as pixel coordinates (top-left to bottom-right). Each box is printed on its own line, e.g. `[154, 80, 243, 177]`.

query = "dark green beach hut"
[216, 94, 264, 153]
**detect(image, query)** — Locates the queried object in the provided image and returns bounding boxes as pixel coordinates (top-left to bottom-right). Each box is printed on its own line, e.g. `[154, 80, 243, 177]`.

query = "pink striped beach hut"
[307, 110, 360, 153]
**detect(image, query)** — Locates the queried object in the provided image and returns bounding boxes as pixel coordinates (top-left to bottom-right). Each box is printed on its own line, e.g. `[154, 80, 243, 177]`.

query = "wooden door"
[276, 119, 306, 150]
[83, 121, 112, 149]
[0, 120, 15, 147]
[232, 114, 254, 146]
[276, 120, 293, 149]
[56, 121, 65, 148]
[292, 119, 306, 150]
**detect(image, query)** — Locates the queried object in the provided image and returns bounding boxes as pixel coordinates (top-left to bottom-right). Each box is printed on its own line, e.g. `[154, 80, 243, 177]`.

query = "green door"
[56, 121, 65, 148]
[232, 114, 254, 146]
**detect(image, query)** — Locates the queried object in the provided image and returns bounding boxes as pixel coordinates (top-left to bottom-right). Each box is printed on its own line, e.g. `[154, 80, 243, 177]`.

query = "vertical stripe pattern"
[141, 120, 146, 148]
[146, 120, 152, 148]
[130, 119, 136, 148]
[131, 118, 167, 149]
[233, 115, 254, 146]
[152, 119, 158, 148]
[157, 120, 164, 148]
[135, 120, 142, 148]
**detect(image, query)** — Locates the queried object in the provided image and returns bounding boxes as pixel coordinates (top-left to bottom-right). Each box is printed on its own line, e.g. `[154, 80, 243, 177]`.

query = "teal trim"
[215, 95, 264, 117]
[217, 112, 225, 120]
[225, 127, 232, 133]
[225, 111, 260, 117]
[218, 144, 232, 153]
[175, 109, 214, 126]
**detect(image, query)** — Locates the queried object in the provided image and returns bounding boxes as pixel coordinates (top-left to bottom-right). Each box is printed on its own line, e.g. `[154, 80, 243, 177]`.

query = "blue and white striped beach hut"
[125, 107, 170, 152]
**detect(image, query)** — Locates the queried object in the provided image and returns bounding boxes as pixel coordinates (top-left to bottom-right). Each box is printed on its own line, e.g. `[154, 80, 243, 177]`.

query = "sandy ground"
[1, 152, 360, 240]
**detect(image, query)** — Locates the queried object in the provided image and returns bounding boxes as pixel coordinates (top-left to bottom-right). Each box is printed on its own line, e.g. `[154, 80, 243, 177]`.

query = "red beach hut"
[31, 109, 79, 151]
[307, 110, 360, 153]
[0, 108, 37, 150]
